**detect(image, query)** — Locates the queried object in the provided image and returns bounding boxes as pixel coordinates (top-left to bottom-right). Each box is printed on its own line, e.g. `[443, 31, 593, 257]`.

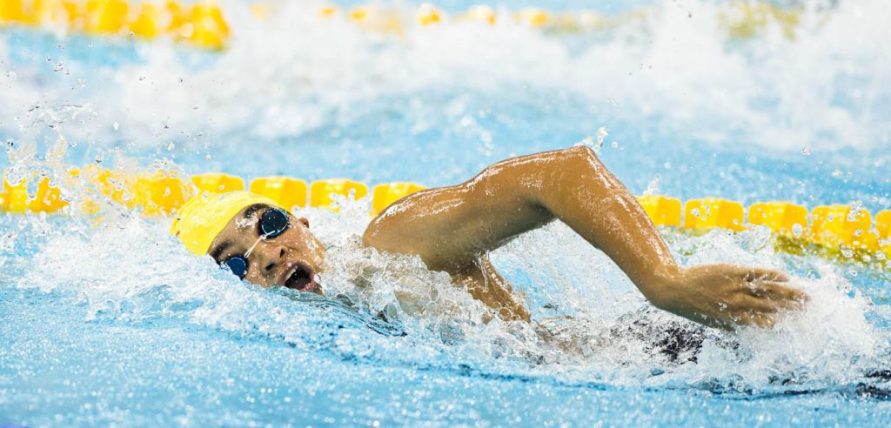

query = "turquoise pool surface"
[2, 0, 890, 426]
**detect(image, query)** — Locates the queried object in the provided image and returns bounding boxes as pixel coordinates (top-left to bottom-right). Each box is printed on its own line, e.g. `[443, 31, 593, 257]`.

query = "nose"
[251, 242, 287, 279]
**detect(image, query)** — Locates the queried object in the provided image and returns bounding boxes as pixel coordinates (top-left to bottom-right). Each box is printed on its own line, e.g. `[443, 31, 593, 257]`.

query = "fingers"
[739, 282, 807, 311]
[756, 281, 808, 311]
[729, 311, 776, 329]
[734, 266, 806, 304]
[737, 294, 781, 313]
[726, 286, 807, 329]
[729, 285, 809, 329]
[763, 282, 807, 305]
[750, 313, 775, 329]
[685, 264, 806, 330]
[742, 268, 789, 283]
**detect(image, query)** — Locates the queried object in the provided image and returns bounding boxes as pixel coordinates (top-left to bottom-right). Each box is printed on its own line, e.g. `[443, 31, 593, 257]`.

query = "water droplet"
[575, 136, 595, 149]
[167, 142, 175, 151]
[643, 176, 661, 196]
[848, 201, 863, 221]
[113, 122, 119, 131]
[791, 223, 803, 237]
[801, 147, 811, 156]
[596, 126, 609, 146]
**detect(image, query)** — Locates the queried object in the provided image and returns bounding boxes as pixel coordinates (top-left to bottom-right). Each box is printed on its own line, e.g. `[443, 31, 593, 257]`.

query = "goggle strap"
[244, 235, 264, 258]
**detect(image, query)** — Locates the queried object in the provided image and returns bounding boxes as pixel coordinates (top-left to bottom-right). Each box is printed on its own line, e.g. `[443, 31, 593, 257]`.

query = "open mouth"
[284, 262, 316, 291]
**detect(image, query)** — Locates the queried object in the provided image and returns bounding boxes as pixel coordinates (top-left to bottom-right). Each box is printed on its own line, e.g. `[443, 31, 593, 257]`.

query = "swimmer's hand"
[650, 265, 807, 330]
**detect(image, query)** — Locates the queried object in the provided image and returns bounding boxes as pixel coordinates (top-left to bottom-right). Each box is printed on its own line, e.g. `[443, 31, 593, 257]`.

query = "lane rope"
[0, 0, 230, 50]
[0, 1, 807, 51]
[2, 167, 888, 268]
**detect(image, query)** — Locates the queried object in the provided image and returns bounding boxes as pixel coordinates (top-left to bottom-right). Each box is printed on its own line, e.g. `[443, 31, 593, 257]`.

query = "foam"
[12, 197, 887, 390]
[3, 0, 888, 392]
[1, 0, 890, 155]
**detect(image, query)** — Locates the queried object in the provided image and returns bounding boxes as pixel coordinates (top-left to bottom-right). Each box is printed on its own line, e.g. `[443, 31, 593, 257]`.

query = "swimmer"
[171, 146, 806, 330]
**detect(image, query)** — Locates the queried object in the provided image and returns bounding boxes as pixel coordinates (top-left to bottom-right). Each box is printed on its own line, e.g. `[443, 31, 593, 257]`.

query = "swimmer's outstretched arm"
[363, 145, 805, 329]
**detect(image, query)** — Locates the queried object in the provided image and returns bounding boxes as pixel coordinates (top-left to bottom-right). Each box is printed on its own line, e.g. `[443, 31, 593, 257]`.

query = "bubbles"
[848, 200, 864, 221]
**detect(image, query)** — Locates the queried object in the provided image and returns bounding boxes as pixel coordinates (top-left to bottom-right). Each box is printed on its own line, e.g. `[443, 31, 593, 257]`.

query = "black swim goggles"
[222, 207, 291, 280]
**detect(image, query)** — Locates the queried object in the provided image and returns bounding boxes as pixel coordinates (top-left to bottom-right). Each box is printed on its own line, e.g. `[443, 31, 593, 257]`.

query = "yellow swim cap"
[170, 191, 279, 255]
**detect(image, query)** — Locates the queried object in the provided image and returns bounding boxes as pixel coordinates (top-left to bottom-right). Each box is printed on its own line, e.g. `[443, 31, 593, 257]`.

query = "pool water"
[2, 0, 890, 425]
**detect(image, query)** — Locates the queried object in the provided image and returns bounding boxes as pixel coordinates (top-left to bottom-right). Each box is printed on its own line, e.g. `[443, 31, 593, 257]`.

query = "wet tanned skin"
[363, 146, 806, 329]
[209, 206, 327, 293]
[212, 146, 806, 329]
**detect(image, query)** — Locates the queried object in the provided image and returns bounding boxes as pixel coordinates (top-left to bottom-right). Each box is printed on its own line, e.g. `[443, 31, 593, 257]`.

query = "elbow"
[567, 144, 604, 169]
[567, 144, 598, 159]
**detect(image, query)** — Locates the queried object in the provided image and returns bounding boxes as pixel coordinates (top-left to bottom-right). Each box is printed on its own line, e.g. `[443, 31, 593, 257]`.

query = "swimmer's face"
[208, 204, 326, 294]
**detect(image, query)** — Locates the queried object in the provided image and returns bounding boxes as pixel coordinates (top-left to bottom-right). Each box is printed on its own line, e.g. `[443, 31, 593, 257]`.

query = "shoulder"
[361, 184, 479, 269]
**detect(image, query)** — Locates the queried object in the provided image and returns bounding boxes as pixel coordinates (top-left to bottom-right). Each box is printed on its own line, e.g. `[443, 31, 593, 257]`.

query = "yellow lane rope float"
[309, 1, 801, 39]
[0, 0, 230, 50]
[1, 168, 889, 269]
[0, 1, 806, 52]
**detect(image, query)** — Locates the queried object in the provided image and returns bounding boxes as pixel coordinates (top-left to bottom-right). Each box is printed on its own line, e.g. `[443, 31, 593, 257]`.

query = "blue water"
[2, 0, 891, 426]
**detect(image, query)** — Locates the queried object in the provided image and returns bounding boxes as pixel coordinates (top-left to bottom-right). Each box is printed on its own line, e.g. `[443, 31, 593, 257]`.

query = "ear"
[298, 217, 310, 228]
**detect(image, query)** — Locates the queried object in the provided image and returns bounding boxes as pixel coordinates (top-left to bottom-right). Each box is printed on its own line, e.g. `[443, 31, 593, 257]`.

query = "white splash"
[1, 0, 889, 153]
[15, 199, 885, 391]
